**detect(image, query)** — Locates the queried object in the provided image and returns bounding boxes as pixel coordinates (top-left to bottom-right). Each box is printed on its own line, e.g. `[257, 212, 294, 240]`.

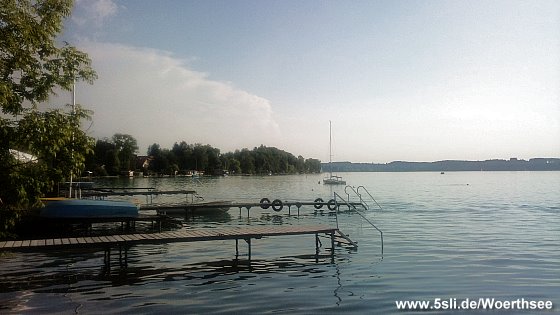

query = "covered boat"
[40, 199, 139, 219]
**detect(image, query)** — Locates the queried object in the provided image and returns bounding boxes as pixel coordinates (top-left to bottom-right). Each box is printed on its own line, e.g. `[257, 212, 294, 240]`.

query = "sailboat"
[323, 121, 346, 185]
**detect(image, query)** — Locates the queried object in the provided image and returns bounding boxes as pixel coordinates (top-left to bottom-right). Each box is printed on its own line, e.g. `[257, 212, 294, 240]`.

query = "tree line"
[87, 135, 322, 176]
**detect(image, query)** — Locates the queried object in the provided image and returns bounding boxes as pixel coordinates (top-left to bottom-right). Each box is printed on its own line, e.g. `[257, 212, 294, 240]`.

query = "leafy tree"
[87, 138, 119, 176]
[238, 148, 255, 174]
[0, 0, 97, 237]
[147, 143, 173, 175]
[112, 133, 138, 172]
[172, 141, 193, 171]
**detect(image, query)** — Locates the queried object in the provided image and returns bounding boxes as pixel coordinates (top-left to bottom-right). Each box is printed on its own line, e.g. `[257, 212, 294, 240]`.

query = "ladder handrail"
[334, 192, 383, 255]
[356, 186, 384, 211]
[344, 185, 368, 210]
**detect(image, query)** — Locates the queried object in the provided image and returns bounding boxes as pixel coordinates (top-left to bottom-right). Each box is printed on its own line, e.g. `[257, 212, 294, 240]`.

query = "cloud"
[72, 0, 119, 28]
[68, 41, 281, 153]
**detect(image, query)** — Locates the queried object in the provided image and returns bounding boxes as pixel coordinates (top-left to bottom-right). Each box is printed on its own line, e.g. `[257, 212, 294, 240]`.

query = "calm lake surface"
[1, 172, 559, 314]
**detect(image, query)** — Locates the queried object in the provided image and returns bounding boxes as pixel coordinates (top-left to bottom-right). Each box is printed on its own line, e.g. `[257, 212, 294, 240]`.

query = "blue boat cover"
[40, 199, 139, 218]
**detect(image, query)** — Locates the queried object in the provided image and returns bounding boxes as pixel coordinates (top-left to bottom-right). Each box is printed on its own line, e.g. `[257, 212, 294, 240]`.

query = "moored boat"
[40, 199, 139, 219]
[323, 121, 346, 185]
[323, 175, 346, 185]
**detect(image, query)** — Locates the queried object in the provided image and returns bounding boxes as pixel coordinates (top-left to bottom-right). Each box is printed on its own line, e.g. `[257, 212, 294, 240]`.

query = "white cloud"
[67, 41, 281, 154]
[72, 0, 119, 28]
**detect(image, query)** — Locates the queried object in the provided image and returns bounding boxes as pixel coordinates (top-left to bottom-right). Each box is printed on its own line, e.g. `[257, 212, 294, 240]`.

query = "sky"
[48, 0, 560, 163]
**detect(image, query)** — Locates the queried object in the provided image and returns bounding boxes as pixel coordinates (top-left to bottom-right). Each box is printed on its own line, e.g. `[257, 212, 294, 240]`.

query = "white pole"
[69, 79, 75, 198]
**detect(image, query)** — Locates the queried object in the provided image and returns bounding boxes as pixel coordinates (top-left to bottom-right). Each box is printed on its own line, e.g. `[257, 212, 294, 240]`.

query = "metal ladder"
[344, 185, 384, 211]
[333, 192, 383, 255]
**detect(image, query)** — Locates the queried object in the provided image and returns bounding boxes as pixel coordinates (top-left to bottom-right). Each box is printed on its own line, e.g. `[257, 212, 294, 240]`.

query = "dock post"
[235, 239, 239, 259]
[244, 238, 252, 262]
[104, 248, 111, 270]
[248, 238, 251, 261]
[330, 232, 335, 263]
[315, 233, 319, 262]
[124, 245, 128, 267]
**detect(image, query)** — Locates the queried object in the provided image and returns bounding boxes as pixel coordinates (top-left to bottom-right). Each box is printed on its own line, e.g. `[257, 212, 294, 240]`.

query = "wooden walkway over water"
[140, 200, 366, 216]
[0, 225, 355, 267]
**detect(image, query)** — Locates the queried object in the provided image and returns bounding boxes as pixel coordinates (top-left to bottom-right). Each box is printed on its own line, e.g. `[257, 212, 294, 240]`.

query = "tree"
[147, 143, 173, 175]
[0, 0, 97, 237]
[112, 133, 138, 172]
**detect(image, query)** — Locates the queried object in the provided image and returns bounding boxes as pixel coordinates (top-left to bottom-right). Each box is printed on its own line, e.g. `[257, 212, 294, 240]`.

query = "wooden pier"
[140, 200, 366, 215]
[0, 225, 353, 267]
[83, 189, 197, 203]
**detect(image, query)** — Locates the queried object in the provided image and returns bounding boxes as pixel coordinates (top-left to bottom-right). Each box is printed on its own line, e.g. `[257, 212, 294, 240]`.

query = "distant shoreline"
[321, 158, 560, 172]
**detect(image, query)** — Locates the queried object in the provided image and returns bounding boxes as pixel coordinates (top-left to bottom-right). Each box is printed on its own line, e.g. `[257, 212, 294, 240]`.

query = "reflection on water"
[1, 243, 365, 313]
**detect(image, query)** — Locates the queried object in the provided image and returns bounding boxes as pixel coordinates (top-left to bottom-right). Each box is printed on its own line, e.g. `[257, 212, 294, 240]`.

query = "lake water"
[1, 172, 559, 314]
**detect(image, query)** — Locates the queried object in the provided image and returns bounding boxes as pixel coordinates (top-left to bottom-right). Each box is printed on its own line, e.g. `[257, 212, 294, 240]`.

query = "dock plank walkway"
[0, 225, 337, 251]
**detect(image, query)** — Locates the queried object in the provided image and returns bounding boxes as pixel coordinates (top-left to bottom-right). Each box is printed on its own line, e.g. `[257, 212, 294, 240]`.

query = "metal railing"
[333, 192, 383, 255]
[344, 185, 384, 211]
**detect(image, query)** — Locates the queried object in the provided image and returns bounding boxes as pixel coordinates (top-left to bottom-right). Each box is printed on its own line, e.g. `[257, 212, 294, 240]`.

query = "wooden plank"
[5, 240, 15, 248]
[120, 234, 135, 241]
[53, 239, 63, 246]
[195, 230, 216, 237]
[158, 232, 175, 239]
[13, 241, 23, 248]
[114, 235, 128, 242]
[134, 233, 151, 240]
[184, 230, 204, 237]
[170, 231, 185, 239]
[83, 237, 96, 244]
[103, 235, 117, 243]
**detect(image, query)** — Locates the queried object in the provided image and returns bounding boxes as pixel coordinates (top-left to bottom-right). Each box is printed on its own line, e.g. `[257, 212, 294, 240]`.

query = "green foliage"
[1, 0, 96, 115]
[84, 134, 139, 176]
[112, 133, 138, 172]
[0, 0, 97, 238]
[144, 142, 321, 176]
[0, 107, 95, 237]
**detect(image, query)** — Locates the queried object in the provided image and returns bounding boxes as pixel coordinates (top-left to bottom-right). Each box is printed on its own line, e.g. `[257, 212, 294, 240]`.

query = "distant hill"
[321, 158, 560, 172]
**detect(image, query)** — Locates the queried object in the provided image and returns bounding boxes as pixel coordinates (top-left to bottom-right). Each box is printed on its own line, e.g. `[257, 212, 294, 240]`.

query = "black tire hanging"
[327, 199, 337, 211]
[272, 199, 283, 211]
[260, 197, 271, 209]
[314, 198, 324, 209]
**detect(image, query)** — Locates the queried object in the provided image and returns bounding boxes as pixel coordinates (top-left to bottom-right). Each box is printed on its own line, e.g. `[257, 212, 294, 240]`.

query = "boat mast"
[329, 120, 332, 177]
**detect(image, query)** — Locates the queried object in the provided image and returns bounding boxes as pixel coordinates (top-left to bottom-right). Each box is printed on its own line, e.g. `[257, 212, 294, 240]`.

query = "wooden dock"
[83, 189, 197, 203]
[140, 200, 366, 215]
[0, 225, 351, 267]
